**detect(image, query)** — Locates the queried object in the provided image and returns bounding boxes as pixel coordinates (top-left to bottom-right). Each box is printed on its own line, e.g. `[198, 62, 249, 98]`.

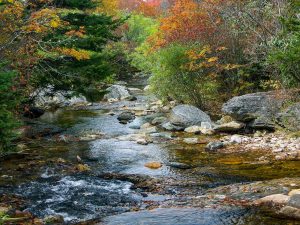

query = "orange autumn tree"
[152, 0, 226, 48]
[118, 0, 162, 17]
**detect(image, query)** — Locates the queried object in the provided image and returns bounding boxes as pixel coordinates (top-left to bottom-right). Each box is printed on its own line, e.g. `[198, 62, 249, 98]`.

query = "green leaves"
[0, 64, 20, 152]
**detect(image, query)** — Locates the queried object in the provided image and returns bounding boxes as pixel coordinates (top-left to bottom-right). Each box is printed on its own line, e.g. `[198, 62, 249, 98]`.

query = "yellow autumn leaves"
[185, 45, 240, 73]
[57, 48, 91, 61]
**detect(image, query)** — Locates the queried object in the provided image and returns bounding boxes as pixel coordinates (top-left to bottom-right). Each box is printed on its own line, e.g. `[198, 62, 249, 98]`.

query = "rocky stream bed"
[0, 78, 300, 225]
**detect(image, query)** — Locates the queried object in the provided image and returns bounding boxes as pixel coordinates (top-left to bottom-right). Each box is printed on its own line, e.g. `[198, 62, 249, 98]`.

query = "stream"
[0, 79, 300, 225]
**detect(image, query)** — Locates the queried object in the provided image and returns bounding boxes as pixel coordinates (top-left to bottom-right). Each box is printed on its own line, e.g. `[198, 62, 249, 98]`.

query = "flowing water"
[0, 80, 300, 224]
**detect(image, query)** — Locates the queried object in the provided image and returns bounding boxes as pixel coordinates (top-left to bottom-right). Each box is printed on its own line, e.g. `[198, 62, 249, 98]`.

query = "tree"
[0, 63, 20, 152]
[268, 0, 300, 87]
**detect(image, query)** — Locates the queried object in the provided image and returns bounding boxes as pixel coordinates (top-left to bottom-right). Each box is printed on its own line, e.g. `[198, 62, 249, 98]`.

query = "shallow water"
[0, 88, 300, 224]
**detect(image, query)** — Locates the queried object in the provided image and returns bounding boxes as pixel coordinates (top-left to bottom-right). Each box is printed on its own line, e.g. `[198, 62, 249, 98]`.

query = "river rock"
[117, 111, 135, 122]
[151, 117, 167, 125]
[248, 116, 276, 131]
[279, 206, 300, 219]
[222, 91, 284, 122]
[167, 162, 192, 169]
[230, 134, 244, 144]
[137, 139, 149, 145]
[205, 142, 224, 151]
[214, 121, 245, 132]
[103, 85, 131, 101]
[184, 126, 202, 134]
[32, 87, 88, 110]
[183, 138, 199, 144]
[289, 189, 300, 196]
[254, 194, 290, 206]
[277, 102, 300, 131]
[44, 215, 64, 224]
[144, 162, 162, 169]
[170, 104, 211, 128]
[287, 194, 300, 209]
[162, 122, 184, 131]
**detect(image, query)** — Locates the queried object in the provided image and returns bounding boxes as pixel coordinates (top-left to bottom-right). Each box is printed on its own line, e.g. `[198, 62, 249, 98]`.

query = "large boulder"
[103, 85, 131, 101]
[277, 102, 300, 131]
[222, 92, 284, 122]
[32, 87, 88, 110]
[169, 104, 211, 128]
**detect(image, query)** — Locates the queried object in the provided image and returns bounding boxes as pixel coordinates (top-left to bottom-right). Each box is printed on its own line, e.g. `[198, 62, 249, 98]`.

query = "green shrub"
[0, 65, 20, 152]
[137, 43, 220, 109]
[268, 0, 300, 87]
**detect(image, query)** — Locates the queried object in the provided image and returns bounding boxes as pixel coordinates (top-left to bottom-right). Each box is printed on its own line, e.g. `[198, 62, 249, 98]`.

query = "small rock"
[289, 189, 300, 196]
[137, 139, 149, 145]
[183, 138, 199, 145]
[144, 162, 162, 169]
[214, 121, 245, 132]
[75, 164, 91, 172]
[144, 85, 151, 91]
[117, 111, 135, 122]
[44, 215, 64, 224]
[230, 135, 243, 144]
[184, 126, 202, 134]
[279, 206, 300, 219]
[141, 123, 151, 129]
[162, 122, 184, 131]
[0, 206, 9, 214]
[167, 162, 192, 169]
[151, 117, 167, 125]
[205, 142, 224, 151]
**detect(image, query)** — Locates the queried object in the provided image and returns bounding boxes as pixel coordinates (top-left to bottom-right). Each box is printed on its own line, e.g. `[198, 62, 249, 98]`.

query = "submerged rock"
[117, 111, 135, 122]
[205, 142, 224, 151]
[170, 104, 211, 128]
[144, 162, 162, 169]
[167, 162, 192, 169]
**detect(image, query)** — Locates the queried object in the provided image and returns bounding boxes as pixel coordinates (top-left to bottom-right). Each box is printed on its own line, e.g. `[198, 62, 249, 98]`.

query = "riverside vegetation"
[0, 0, 300, 224]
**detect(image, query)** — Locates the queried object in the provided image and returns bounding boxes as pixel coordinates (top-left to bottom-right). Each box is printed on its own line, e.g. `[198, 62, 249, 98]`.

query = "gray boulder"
[277, 102, 300, 131]
[288, 194, 300, 209]
[117, 111, 135, 123]
[32, 87, 88, 110]
[170, 104, 211, 128]
[103, 85, 131, 101]
[222, 92, 284, 122]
